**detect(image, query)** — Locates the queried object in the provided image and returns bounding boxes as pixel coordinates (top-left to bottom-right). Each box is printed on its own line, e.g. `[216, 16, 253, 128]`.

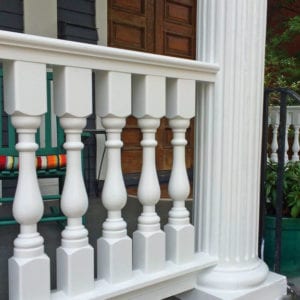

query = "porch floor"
[0, 195, 192, 300]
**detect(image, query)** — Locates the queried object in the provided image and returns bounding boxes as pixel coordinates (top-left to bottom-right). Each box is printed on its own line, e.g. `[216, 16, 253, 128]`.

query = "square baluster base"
[9, 254, 50, 300]
[133, 229, 166, 273]
[165, 223, 195, 264]
[57, 245, 94, 296]
[97, 236, 132, 284]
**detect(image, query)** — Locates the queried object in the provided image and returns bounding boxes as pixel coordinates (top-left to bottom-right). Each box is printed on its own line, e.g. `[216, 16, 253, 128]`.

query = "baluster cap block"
[292, 109, 300, 126]
[53, 66, 92, 117]
[3, 61, 47, 115]
[95, 71, 131, 117]
[269, 107, 280, 125]
[132, 75, 166, 118]
[166, 79, 195, 119]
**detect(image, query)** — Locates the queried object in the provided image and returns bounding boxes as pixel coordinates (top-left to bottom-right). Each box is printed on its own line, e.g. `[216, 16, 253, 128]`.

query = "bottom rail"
[51, 252, 217, 300]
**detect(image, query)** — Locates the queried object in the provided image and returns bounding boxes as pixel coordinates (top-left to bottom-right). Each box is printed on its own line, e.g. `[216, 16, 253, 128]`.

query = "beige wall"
[95, 0, 107, 46]
[24, 0, 57, 38]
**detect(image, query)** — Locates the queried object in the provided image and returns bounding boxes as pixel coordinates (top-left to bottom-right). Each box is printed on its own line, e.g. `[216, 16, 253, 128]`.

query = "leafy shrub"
[266, 161, 300, 218]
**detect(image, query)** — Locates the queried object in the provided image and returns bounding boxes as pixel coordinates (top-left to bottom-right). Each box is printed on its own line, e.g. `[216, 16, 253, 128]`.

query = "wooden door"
[108, 0, 196, 178]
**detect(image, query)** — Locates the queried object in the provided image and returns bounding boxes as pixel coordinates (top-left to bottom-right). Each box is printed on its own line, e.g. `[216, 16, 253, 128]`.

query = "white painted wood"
[0, 30, 218, 82]
[3, 61, 46, 115]
[95, 71, 131, 117]
[285, 112, 292, 163]
[182, 0, 285, 298]
[53, 66, 92, 117]
[132, 75, 166, 273]
[51, 253, 217, 300]
[53, 67, 94, 296]
[97, 116, 132, 283]
[165, 79, 195, 264]
[95, 71, 132, 283]
[269, 106, 300, 163]
[177, 272, 287, 300]
[56, 117, 94, 296]
[133, 117, 165, 273]
[166, 79, 195, 119]
[270, 108, 280, 162]
[8, 115, 50, 300]
[271, 124, 279, 163]
[165, 118, 195, 264]
[292, 110, 300, 161]
[292, 125, 300, 161]
[3, 61, 50, 300]
[132, 75, 165, 118]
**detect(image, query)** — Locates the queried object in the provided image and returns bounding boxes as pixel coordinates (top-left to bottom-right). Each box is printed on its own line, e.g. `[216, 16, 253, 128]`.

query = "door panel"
[108, 0, 196, 175]
[108, 0, 154, 52]
[155, 0, 196, 58]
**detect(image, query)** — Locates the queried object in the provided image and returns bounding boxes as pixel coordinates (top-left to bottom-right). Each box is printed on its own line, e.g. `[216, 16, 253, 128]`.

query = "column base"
[195, 259, 269, 290]
[97, 236, 132, 283]
[9, 253, 50, 300]
[177, 272, 287, 300]
[57, 245, 94, 296]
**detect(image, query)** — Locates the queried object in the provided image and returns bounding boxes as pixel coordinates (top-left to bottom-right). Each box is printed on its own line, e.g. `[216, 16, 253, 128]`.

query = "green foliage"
[265, 2, 300, 95]
[266, 161, 300, 218]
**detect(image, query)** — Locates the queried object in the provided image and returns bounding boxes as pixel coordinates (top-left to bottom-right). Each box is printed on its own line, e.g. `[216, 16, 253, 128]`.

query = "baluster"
[267, 116, 271, 162]
[53, 66, 94, 296]
[285, 112, 292, 163]
[4, 61, 50, 300]
[165, 79, 195, 264]
[95, 71, 132, 283]
[270, 109, 279, 163]
[292, 111, 300, 161]
[132, 75, 166, 273]
[292, 125, 300, 161]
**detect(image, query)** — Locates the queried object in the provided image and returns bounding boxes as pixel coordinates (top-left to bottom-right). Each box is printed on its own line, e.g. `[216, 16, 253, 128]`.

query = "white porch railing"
[269, 106, 300, 163]
[0, 30, 218, 300]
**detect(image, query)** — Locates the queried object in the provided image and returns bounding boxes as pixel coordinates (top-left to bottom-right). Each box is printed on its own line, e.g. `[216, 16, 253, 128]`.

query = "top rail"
[0, 30, 218, 82]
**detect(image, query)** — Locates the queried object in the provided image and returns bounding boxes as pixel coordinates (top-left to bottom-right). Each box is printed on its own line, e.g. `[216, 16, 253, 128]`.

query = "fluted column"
[165, 79, 195, 264]
[132, 75, 166, 273]
[4, 61, 50, 300]
[179, 0, 286, 299]
[54, 66, 94, 296]
[95, 71, 132, 283]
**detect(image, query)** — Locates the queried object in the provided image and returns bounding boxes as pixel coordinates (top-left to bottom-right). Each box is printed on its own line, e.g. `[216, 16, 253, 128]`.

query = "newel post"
[4, 61, 50, 300]
[132, 75, 166, 273]
[95, 71, 132, 283]
[53, 66, 94, 296]
[179, 0, 287, 299]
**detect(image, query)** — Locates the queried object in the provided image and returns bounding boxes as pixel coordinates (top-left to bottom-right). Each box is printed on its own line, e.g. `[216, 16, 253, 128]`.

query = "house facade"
[0, 1, 288, 299]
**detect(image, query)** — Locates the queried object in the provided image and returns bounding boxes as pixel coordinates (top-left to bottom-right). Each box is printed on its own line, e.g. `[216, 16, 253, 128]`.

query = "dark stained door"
[108, 0, 196, 177]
